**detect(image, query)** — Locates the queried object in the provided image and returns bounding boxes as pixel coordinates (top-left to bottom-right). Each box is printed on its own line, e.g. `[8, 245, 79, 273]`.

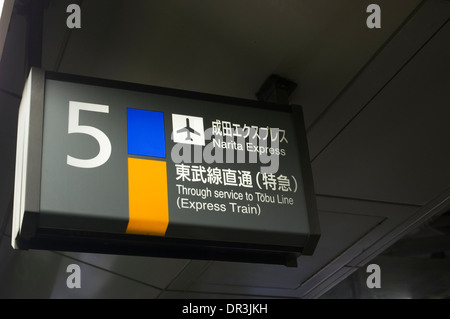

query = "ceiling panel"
[59, 251, 190, 290]
[311, 21, 450, 206]
[168, 210, 384, 297]
[306, 0, 450, 160]
[0, 238, 161, 298]
[159, 290, 275, 299]
[286, 0, 422, 127]
[42, 0, 421, 128]
[322, 254, 450, 299]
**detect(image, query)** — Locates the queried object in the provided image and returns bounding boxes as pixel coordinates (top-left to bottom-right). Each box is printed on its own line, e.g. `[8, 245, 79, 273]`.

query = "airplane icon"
[172, 114, 205, 145]
[176, 118, 200, 141]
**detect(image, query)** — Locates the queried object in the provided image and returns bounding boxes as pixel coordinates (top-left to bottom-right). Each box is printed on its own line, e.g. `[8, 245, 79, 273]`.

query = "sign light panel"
[12, 68, 320, 267]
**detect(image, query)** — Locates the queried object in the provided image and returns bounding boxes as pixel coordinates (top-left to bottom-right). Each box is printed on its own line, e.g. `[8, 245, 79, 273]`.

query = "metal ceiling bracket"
[256, 74, 298, 104]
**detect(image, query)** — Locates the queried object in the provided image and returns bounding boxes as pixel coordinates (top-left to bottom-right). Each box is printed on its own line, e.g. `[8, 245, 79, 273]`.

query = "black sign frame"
[13, 68, 320, 267]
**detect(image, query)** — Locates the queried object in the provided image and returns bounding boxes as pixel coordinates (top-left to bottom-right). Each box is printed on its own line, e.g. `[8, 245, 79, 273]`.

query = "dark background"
[0, 0, 449, 298]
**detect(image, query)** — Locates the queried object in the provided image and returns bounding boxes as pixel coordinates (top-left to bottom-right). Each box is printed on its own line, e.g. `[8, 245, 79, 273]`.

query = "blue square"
[127, 108, 166, 158]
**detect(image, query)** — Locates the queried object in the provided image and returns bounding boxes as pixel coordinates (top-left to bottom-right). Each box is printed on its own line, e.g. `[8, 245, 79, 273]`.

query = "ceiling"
[0, 0, 449, 298]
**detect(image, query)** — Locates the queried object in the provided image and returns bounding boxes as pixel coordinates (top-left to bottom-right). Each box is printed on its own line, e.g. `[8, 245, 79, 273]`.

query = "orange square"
[126, 158, 168, 236]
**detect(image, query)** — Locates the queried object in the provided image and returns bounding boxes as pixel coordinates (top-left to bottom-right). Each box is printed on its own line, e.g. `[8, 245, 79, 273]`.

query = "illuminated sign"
[12, 68, 320, 266]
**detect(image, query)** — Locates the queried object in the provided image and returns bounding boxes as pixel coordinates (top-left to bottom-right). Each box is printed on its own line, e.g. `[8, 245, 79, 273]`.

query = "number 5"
[67, 101, 112, 168]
